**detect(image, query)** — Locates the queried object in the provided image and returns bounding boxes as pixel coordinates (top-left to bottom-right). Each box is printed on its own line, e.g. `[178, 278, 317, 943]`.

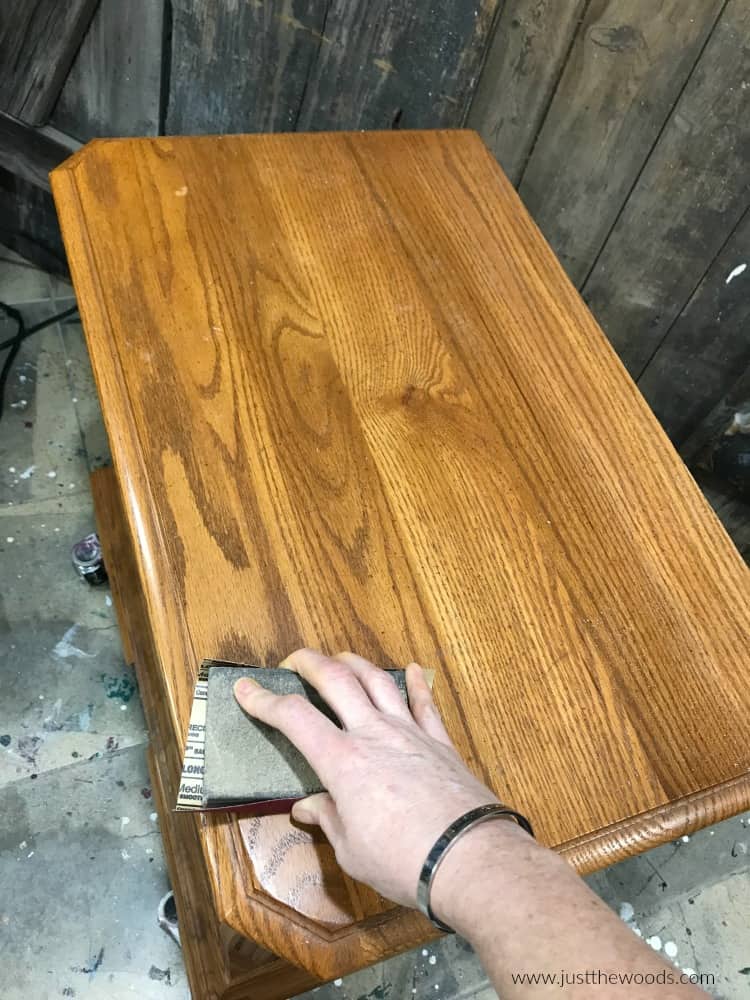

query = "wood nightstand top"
[52, 130, 750, 980]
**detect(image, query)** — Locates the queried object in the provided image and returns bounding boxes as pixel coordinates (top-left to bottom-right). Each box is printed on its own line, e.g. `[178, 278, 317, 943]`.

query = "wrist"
[427, 817, 545, 939]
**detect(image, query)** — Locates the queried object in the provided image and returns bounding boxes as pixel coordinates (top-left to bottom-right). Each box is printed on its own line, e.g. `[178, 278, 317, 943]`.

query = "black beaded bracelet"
[416, 803, 535, 933]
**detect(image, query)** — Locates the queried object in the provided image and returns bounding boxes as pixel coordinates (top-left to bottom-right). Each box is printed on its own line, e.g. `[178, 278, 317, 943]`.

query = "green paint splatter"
[100, 673, 137, 703]
[362, 986, 392, 1000]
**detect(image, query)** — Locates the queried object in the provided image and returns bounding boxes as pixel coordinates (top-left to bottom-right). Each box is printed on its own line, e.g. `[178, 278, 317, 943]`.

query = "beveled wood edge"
[90, 466, 135, 665]
[557, 769, 750, 874]
[149, 748, 322, 999]
[49, 129, 473, 174]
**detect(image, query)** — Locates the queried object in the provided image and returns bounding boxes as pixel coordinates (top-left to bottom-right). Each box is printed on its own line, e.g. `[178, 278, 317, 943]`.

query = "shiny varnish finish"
[52, 131, 750, 997]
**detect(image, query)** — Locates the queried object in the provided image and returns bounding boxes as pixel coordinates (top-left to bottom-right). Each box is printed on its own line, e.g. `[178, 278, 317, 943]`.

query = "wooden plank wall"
[166, 0, 500, 134]
[469, 0, 750, 465]
[1, 0, 748, 492]
[52, 0, 166, 141]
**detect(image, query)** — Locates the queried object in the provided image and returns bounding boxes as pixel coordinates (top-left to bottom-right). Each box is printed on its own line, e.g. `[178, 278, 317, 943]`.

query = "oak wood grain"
[90, 458, 432, 988]
[53, 130, 750, 985]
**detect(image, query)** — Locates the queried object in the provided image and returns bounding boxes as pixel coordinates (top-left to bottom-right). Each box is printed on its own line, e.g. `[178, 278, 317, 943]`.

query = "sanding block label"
[176, 663, 209, 810]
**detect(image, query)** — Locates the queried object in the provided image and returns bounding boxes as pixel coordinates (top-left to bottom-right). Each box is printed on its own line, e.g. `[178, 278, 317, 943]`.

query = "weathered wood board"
[682, 365, 750, 470]
[517, 0, 723, 286]
[0, 114, 78, 190]
[582, 0, 750, 377]
[293, 0, 499, 131]
[166, 0, 328, 134]
[468, 0, 587, 185]
[52, 0, 165, 141]
[637, 209, 750, 448]
[0, 166, 67, 275]
[0, 0, 99, 125]
[167, 0, 500, 135]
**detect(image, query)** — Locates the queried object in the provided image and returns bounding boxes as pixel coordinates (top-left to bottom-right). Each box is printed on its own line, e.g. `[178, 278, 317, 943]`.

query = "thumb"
[291, 792, 340, 841]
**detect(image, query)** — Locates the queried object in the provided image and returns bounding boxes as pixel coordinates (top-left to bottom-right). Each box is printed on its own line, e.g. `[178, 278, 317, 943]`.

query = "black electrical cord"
[0, 301, 79, 422]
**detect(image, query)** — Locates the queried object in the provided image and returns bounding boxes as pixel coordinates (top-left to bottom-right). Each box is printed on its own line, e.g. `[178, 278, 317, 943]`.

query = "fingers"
[332, 652, 413, 721]
[406, 663, 454, 747]
[234, 677, 344, 785]
[291, 792, 341, 843]
[279, 648, 378, 729]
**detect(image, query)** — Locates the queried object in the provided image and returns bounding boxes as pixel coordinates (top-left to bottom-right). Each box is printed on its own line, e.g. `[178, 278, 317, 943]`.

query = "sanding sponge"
[176, 661, 408, 815]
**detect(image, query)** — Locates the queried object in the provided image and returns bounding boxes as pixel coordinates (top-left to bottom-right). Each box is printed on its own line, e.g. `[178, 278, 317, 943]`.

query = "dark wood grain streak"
[53, 130, 750, 990]
[0, 0, 100, 125]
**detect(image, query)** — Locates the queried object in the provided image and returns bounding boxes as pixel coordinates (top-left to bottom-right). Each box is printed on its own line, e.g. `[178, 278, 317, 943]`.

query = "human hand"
[233, 648, 527, 908]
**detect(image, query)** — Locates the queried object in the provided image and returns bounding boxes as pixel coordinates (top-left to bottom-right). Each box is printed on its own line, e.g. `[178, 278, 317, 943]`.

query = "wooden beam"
[0, 113, 78, 190]
[0, 0, 100, 125]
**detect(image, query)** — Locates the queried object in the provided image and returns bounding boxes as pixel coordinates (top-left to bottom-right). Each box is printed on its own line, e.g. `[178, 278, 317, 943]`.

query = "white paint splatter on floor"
[52, 624, 93, 660]
[664, 941, 678, 958]
[646, 935, 662, 951]
[619, 901, 634, 922]
[725, 263, 747, 284]
[18, 465, 35, 479]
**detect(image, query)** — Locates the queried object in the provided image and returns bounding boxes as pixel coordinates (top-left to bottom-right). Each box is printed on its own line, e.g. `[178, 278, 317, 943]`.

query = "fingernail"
[234, 678, 258, 700]
[291, 800, 313, 825]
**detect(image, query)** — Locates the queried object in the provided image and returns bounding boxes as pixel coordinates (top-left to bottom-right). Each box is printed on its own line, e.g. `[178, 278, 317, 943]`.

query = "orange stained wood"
[52, 130, 750, 979]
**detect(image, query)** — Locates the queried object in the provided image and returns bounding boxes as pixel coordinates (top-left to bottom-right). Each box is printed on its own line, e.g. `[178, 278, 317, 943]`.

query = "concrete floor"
[1, 246, 749, 1000]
